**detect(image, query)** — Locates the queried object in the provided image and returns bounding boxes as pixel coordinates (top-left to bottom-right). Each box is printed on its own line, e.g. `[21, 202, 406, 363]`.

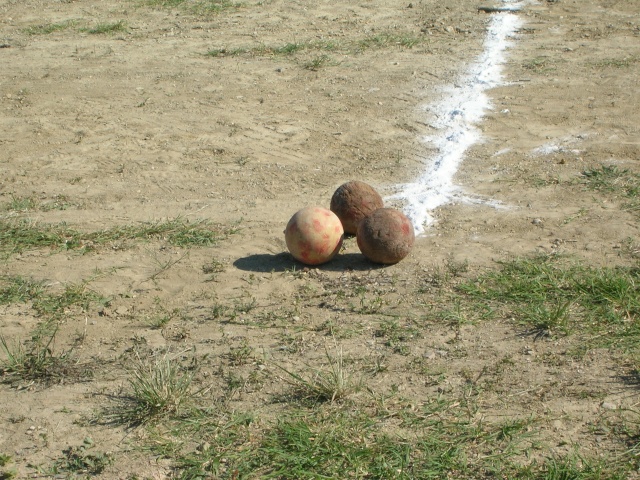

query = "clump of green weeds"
[23, 20, 77, 35]
[108, 352, 202, 426]
[142, 0, 237, 14]
[303, 54, 333, 71]
[275, 345, 363, 403]
[82, 20, 127, 35]
[0, 324, 90, 386]
[579, 165, 640, 214]
[456, 255, 640, 355]
[205, 30, 426, 62]
[0, 453, 16, 480]
[168, 395, 537, 479]
[0, 217, 237, 256]
[48, 438, 112, 477]
[0, 276, 109, 320]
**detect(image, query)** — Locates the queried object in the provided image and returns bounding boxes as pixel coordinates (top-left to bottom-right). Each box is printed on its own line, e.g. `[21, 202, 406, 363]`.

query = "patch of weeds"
[209, 302, 229, 320]
[374, 318, 421, 353]
[353, 289, 385, 314]
[152, 409, 255, 478]
[275, 345, 363, 403]
[192, 0, 238, 13]
[518, 452, 630, 479]
[562, 207, 589, 224]
[227, 339, 253, 366]
[142, 0, 238, 14]
[82, 20, 127, 35]
[233, 297, 257, 315]
[590, 56, 639, 69]
[456, 255, 640, 354]
[205, 46, 248, 57]
[0, 220, 79, 256]
[23, 20, 76, 35]
[579, 165, 640, 214]
[230, 399, 533, 479]
[619, 237, 640, 260]
[2, 195, 37, 211]
[202, 258, 225, 279]
[303, 54, 334, 71]
[273, 42, 304, 55]
[223, 371, 248, 399]
[148, 303, 181, 330]
[107, 352, 202, 426]
[49, 438, 112, 477]
[314, 319, 362, 339]
[140, 388, 639, 479]
[0, 276, 45, 304]
[0, 275, 109, 322]
[522, 55, 556, 73]
[277, 333, 308, 354]
[434, 300, 478, 327]
[445, 258, 470, 277]
[357, 32, 425, 51]
[35, 280, 109, 318]
[409, 358, 447, 384]
[205, 31, 425, 62]
[41, 195, 75, 211]
[417, 260, 468, 293]
[517, 299, 573, 335]
[0, 324, 91, 386]
[0, 453, 16, 480]
[0, 217, 237, 256]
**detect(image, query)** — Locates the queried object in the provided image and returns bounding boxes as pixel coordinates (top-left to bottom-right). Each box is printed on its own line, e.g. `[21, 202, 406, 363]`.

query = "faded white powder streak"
[389, 9, 523, 235]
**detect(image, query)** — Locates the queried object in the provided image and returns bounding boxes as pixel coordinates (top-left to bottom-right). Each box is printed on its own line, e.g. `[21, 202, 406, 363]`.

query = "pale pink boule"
[356, 208, 415, 264]
[284, 206, 344, 266]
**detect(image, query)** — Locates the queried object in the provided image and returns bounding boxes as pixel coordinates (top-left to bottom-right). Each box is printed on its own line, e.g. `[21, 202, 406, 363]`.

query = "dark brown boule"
[356, 208, 415, 264]
[330, 181, 384, 235]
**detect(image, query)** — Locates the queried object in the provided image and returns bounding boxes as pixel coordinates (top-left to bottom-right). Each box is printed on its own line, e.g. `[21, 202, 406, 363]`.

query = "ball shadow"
[233, 252, 386, 273]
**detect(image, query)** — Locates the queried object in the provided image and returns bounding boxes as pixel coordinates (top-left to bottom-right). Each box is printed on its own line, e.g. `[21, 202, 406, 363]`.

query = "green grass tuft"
[23, 20, 77, 35]
[275, 345, 363, 403]
[141, 0, 237, 14]
[82, 20, 127, 34]
[0, 217, 238, 256]
[455, 256, 640, 357]
[579, 165, 640, 214]
[108, 353, 202, 426]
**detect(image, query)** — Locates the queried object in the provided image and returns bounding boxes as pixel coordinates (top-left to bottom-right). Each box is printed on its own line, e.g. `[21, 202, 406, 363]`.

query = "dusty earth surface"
[1, 0, 639, 478]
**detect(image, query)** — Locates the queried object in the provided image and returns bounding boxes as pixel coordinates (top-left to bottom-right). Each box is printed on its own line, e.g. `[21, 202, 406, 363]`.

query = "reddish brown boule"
[284, 206, 344, 266]
[330, 181, 384, 235]
[356, 208, 415, 264]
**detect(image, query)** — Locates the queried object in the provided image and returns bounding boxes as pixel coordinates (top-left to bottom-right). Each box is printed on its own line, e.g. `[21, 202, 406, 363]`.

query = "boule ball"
[284, 206, 344, 266]
[330, 181, 384, 235]
[356, 208, 415, 264]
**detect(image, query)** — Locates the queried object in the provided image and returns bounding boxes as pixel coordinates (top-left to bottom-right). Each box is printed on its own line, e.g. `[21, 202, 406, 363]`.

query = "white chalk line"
[388, 2, 525, 235]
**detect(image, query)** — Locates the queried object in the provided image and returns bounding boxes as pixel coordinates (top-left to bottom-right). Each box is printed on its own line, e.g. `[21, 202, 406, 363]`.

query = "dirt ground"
[1, 0, 639, 478]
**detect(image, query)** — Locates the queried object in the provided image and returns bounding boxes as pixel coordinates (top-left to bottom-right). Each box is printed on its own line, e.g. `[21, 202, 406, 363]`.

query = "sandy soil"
[1, 0, 639, 478]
